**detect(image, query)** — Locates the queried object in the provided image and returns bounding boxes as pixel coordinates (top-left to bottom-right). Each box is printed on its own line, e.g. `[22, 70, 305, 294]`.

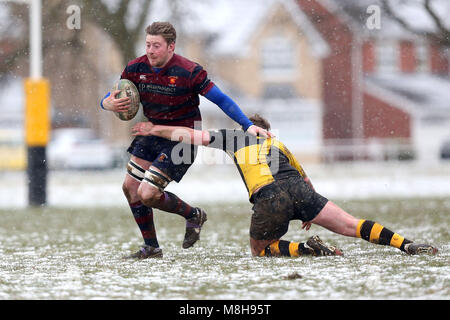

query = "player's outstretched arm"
[203, 85, 273, 138]
[131, 122, 211, 146]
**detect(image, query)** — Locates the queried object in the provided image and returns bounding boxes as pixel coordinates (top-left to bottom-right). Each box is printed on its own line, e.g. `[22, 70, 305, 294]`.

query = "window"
[263, 83, 296, 99]
[376, 41, 398, 74]
[415, 42, 429, 73]
[261, 36, 295, 77]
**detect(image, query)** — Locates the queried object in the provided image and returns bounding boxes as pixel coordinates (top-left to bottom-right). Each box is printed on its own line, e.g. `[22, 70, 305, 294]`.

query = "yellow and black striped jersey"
[207, 129, 306, 200]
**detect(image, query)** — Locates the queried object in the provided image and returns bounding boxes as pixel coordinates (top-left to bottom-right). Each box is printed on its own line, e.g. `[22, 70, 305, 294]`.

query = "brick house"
[173, 0, 450, 162]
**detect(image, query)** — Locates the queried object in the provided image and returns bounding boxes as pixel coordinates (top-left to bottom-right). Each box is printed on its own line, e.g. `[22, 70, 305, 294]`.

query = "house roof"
[201, 0, 275, 57]
[364, 73, 450, 117]
[149, 0, 449, 57]
[149, 0, 330, 58]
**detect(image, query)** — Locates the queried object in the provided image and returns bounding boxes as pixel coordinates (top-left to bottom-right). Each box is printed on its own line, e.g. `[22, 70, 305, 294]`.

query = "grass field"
[0, 197, 448, 300]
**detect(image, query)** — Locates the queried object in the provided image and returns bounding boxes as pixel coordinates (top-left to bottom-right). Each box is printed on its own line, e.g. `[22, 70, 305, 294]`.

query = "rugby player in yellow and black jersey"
[132, 114, 438, 257]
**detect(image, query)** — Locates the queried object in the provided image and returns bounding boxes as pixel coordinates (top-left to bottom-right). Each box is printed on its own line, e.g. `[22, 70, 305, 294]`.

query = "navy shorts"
[250, 176, 328, 240]
[127, 135, 197, 183]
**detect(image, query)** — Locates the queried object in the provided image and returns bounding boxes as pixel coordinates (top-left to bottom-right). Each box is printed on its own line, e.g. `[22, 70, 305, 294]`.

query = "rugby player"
[100, 22, 271, 259]
[131, 114, 439, 257]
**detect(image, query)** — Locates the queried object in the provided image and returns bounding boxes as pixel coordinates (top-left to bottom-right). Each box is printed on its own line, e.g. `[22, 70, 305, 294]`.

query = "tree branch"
[424, 0, 450, 42]
[381, 0, 423, 34]
[118, 0, 132, 16]
[132, 0, 152, 35]
[381, 0, 450, 46]
[82, 0, 111, 26]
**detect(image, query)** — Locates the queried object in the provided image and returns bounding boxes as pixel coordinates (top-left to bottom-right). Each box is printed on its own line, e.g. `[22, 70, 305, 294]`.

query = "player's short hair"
[249, 114, 271, 131]
[145, 22, 176, 45]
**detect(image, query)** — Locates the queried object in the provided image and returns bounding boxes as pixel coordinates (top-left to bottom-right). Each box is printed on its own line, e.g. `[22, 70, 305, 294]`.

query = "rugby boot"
[182, 207, 207, 249]
[122, 245, 163, 259]
[404, 242, 438, 255]
[306, 235, 343, 256]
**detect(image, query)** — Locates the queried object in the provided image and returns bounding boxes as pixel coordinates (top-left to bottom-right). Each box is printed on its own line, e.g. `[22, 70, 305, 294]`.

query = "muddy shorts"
[250, 175, 328, 240]
[127, 135, 197, 183]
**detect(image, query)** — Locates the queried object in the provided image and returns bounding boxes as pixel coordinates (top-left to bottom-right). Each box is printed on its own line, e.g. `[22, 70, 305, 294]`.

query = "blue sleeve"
[204, 85, 253, 131]
[100, 91, 111, 110]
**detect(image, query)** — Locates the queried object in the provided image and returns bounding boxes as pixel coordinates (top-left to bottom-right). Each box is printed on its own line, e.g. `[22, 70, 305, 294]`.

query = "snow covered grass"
[0, 198, 448, 300]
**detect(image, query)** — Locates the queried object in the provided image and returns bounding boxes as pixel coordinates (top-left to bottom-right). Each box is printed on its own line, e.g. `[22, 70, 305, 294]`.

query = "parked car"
[441, 139, 450, 160]
[47, 128, 115, 170]
[0, 129, 26, 170]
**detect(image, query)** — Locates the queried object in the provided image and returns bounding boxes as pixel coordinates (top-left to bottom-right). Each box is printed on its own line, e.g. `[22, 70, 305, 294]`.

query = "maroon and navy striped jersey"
[121, 53, 215, 128]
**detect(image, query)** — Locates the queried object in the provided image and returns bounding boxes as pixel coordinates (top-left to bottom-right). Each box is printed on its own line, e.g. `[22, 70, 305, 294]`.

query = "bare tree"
[381, 0, 450, 46]
[338, 0, 449, 46]
[82, 0, 152, 64]
[1, 0, 153, 76]
[0, 0, 156, 128]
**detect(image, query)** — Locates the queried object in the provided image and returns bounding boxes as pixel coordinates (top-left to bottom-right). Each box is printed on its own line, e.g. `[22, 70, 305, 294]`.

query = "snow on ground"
[1, 161, 450, 208]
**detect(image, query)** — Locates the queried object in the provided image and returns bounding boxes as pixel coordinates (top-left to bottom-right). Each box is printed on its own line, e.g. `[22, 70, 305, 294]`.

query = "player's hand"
[102, 90, 131, 112]
[131, 122, 154, 136]
[302, 222, 312, 231]
[246, 125, 274, 138]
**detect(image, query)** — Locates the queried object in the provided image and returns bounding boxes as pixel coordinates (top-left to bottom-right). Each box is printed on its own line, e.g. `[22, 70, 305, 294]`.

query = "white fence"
[321, 138, 415, 163]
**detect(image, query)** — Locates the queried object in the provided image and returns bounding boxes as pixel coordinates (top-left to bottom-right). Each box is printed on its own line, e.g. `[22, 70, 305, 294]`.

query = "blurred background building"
[0, 0, 449, 171]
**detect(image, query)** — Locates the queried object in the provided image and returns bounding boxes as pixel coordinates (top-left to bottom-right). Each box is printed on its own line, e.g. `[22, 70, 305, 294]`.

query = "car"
[47, 128, 115, 170]
[440, 139, 450, 160]
[0, 129, 26, 170]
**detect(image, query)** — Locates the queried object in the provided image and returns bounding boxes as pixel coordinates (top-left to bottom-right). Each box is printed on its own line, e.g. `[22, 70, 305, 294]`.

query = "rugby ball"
[111, 79, 140, 121]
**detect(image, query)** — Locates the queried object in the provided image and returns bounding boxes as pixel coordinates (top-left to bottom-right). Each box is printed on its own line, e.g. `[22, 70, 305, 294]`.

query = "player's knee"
[123, 159, 146, 203]
[140, 169, 170, 204]
[122, 182, 129, 198]
[250, 238, 271, 257]
[122, 180, 139, 203]
[137, 183, 161, 207]
[250, 245, 260, 257]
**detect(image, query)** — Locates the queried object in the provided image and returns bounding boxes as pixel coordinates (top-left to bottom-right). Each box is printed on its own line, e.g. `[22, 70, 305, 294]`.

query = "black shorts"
[250, 176, 328, 240]
[127, 135, 197, 183]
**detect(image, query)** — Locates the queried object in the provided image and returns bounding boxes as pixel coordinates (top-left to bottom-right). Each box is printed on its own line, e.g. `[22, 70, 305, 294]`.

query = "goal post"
[1, 0, 50, 206]
[26, 0, 49, 206]
[24, 77, 50, 206]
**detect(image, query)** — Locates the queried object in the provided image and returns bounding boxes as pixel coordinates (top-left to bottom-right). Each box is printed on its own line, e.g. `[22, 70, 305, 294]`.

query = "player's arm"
[284, 148, 316, 231]
[203, 85, 273, 138]
[277, 141, 315, 190]
[297, 163, 314, 231]
[131, 122, 211, 146]
[101, 66, 132, 112]
[290, 156, 315, 191]
[276, 142, 316, 231]
[100, 90, 131, 112]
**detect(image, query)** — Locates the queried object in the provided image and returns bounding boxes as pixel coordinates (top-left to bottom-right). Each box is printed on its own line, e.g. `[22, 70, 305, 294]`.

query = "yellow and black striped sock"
[356, 219, 412, 251]
[259, 240, 312, 257]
